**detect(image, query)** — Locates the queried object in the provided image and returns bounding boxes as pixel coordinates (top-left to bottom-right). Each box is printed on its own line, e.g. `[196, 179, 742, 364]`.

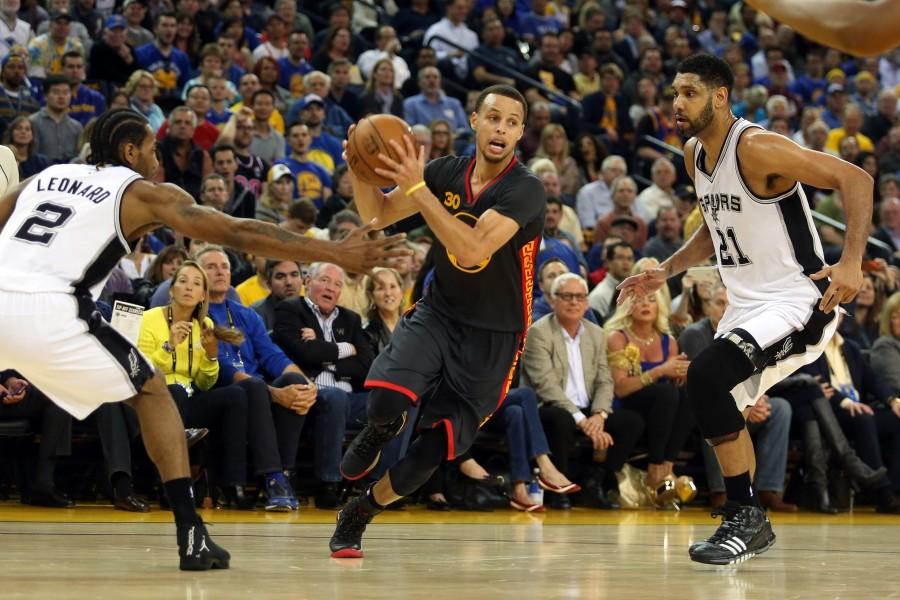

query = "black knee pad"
[367, 387, 412, 427]
[388, 428, 447, 497]
[686, 337, 755, 441]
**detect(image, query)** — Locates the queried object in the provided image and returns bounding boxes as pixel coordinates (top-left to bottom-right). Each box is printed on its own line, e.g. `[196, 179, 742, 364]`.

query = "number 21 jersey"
[692, 118, 827, 310]
[0, 163, 142, 299]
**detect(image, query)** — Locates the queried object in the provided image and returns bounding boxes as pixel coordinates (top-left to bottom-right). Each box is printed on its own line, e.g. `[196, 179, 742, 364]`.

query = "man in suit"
[521, 273, 643, 509]
[272, 262, 374, 508]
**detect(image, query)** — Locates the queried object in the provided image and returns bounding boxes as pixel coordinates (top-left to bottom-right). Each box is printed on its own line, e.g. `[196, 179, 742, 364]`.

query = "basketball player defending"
[329, 85, 545, 557]
[617, 55, 873, 565]
[0, 109, 407, 571]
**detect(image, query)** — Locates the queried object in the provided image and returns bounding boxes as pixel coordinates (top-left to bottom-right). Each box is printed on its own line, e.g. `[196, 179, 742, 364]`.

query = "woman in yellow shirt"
[138, 261, 298, 510]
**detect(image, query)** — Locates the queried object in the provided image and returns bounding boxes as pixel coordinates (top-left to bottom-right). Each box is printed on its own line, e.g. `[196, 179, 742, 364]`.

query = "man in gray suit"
[522, 273, 643, 509]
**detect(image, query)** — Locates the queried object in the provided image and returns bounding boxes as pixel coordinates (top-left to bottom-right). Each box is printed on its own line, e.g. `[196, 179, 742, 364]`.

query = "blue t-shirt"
[135, 43, 193, 96]
[519, 13, 561, 38]
[69, 85, 106, 126]
[274, 156, 332, 204]
[311, 133, 345, 168]
[207, 300, 293, 383]
[277, 57, 312, 98]
[206, 107, 232, 128]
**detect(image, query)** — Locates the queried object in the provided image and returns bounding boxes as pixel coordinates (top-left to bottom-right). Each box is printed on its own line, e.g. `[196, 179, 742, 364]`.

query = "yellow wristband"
[405, 181, 427, 196]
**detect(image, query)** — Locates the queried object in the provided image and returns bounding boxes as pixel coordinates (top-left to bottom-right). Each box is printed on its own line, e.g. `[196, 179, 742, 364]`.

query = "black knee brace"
[388, 428, 447, 497]
[367, 387, 412, 427]
[686, 336, 756, 444]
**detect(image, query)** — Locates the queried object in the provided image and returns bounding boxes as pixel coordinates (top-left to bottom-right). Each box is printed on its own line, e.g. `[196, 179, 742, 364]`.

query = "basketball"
[0, 145, 19, 196]
[346, 114, 413, 188]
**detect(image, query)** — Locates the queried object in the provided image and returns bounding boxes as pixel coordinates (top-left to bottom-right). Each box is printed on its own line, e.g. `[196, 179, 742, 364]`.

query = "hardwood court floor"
[0, 504, 897, 600]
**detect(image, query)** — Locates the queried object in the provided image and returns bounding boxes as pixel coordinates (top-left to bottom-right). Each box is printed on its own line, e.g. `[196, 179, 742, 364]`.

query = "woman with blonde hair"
[428, 119, 456, 160]
[534, 123, 584, 196]
[125, 70, 165, 133]
[138, 261, 299, 510]
[604, 278, 696, 508]
[364, 267, 405, 355]
[360, 57, 404, 117]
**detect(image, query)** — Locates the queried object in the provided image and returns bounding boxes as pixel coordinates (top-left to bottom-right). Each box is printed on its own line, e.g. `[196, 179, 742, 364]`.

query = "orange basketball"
[346, 114, 413, 188]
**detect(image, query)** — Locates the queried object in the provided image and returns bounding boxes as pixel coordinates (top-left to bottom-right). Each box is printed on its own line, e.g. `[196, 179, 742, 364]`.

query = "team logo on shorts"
[128, 349, 141, 379]
[774, 337, 794, 361]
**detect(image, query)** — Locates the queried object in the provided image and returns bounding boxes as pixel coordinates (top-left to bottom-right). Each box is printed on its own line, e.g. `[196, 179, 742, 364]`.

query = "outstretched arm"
[745, 0, 899, 56]
[122, 180, 410, 274]
[739, 130, 873, 312]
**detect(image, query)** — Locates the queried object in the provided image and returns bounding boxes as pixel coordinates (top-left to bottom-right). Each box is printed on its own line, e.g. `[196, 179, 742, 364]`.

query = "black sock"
[361, 484, 386, 512]
[111, 472, 134, 499]
[724, 471, 759, 507]
[163, 477, 200, 528]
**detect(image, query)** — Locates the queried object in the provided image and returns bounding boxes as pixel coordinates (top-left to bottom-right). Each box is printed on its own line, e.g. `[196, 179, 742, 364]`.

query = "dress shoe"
[545, 491, 572, 509]
[185, 428, 208, 448]
[114, 493, 150, 513]
[583, 483, 620, 510]
[758, 490, 798, 513]
[315, 482, 342, 509]
[28, 488, 75, 508]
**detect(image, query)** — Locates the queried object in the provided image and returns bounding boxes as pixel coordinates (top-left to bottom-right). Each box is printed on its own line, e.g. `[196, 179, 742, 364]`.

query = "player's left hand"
[1, 377, 28, 404]
[811, 260, 863, 313]
[616, 267, 668, 305]
[374, 136, 427, 197]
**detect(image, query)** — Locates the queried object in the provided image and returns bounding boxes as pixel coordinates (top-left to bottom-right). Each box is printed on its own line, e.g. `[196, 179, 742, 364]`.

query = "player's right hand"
[615, 267, 668, 305]
[333, 219, 412, 274]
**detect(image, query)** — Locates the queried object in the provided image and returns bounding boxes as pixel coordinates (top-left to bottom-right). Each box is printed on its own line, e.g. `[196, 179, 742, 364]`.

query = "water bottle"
[527, 467, 544, 506]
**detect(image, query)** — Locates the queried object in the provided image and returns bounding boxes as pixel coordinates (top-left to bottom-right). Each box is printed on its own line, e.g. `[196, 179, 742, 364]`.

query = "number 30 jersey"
[692, 118, 827, 310]
[0, 164, 142, 299]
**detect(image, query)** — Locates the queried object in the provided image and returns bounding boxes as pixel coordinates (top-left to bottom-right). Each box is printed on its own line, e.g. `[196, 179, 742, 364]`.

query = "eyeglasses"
[556, 292, 588, 302]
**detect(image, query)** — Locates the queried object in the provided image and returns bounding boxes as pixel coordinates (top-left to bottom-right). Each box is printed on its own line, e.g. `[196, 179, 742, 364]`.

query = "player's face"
[471, 93, 524, 164]
[672, 74, 718, 137]
[268, 261, 302, 300]
[307, 265, 344, 315]
[130, 125, 159, 179]
[371, 270, 402, 316]
[171, 265, 206, 310]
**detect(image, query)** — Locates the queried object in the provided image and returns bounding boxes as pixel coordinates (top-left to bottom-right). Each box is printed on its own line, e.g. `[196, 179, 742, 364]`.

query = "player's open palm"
[334, 221, 411, 273]
[811, 261, 864, 313]
[616, 267, 668, 305]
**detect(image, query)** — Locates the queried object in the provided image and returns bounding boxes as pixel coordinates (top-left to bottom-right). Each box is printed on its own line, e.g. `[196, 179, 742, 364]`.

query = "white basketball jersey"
[0, 164, 142, 299]
[693, 118, 827, 310]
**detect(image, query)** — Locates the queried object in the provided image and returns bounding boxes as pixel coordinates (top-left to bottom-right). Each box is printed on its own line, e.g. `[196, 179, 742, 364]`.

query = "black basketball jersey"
[422, 155, 546, 333]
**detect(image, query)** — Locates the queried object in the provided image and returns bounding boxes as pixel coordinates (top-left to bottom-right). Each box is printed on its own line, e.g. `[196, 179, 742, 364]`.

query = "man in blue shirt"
[135, 11, 192, 100]
[61, 50, 105, 127]
[197, 246, 315, 510]
[298, 93, 343, 172]
[274, 121, 332, 205]
[403, 66, 468, 131]
[277, 31, 312, 99]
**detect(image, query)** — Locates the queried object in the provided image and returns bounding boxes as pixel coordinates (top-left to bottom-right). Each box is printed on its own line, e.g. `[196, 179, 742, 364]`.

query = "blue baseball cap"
[105, 14, 126, 29]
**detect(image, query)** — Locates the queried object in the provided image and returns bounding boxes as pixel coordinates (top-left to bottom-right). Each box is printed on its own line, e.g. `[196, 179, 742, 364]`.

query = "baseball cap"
[827, 83, 845, 95]
[675, 184, 696, 200]
[50, 10, 72, 22]
[302, 93, 325, 108]
[105, 14, 126, 29]
[269, 163, 293, 182]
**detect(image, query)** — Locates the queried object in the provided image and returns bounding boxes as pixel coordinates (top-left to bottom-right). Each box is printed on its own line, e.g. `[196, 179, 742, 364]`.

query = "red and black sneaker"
[339, 413, 408, 481]
[329, 494, 382, 558]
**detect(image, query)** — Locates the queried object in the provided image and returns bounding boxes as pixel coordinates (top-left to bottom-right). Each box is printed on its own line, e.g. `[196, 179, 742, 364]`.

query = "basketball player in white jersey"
[0, 108, 408, 571]
[617, 55, 873, 565]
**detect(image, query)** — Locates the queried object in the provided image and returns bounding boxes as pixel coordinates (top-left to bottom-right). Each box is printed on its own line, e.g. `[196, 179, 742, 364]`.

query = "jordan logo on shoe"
[199, 537, 210, 553]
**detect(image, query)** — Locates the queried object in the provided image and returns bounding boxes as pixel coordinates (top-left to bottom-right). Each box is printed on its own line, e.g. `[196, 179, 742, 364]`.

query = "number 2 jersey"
[692, 118, 827, 311]
[422, 155, 546, 333]
[0, 163, 142, 299]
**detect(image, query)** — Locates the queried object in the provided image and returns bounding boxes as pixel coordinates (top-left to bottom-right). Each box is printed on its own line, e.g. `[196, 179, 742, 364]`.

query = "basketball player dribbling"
[0, 108, 408, 570]
[617, 55, 873, 565]
[328, 85, 547, 558]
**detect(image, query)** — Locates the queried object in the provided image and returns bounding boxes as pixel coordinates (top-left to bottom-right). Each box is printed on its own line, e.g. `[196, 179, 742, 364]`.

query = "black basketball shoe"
[340, 412, 408, 481]
[329, 494, 382, 558]
[689, 501, 776, 565]
[178, 520, 231, 570]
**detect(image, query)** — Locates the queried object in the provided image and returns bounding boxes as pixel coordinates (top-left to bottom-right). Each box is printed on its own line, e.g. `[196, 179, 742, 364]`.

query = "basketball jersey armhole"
[734, 125, 800, 205]
[114, 173, 144, 253]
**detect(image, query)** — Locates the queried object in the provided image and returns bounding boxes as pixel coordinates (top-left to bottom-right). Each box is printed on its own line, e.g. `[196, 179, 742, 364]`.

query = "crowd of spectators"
[1, 0, 899, 514]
